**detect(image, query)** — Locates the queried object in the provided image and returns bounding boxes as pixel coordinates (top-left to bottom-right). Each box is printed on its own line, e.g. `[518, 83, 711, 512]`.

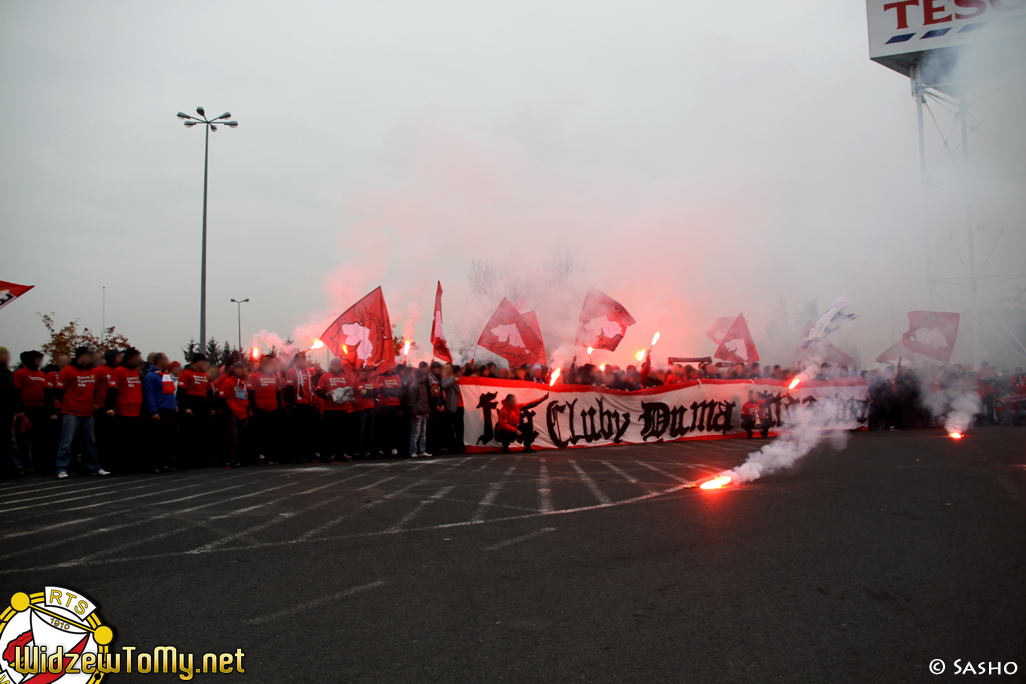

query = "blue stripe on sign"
[886, 33, 915, 43]
[1000, 14, 1026, 25]
[922, 27, 952, 38]
[958, 21, 988, 32]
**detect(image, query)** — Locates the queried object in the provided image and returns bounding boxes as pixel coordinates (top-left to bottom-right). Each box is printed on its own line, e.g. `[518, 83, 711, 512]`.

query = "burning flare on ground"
[949, 431, 964, 440]
[700, 475, 732, 490]
[549, 368, 561, 387]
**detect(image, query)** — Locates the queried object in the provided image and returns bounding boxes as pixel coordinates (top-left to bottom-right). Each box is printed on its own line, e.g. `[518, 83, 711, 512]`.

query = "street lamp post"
[230, 298, 249, 359]
[177, 107, 238, 355]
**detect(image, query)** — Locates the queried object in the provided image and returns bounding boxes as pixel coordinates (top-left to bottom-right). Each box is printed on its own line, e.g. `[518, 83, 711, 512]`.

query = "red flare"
[700, 475, 732, 489]
[949, 432, 963, 440]
[788, 377, 801, 390]
[549, 368, 561, 387]
[311, 339, 324, 350]
[251, 347, 260, 360]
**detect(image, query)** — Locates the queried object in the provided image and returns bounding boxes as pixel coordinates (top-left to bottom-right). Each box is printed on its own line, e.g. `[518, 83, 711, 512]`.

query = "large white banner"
[460, 377, 869, 452]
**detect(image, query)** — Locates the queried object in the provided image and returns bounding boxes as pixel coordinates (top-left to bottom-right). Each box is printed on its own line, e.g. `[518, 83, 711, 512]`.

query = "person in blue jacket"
[142, 352, 178, 473]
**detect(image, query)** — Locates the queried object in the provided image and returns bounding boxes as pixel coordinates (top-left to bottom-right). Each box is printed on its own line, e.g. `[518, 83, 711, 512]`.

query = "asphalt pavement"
[1, 428, 1023, 683]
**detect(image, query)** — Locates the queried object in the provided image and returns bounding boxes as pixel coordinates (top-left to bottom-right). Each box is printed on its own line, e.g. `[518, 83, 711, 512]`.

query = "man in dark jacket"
[0, 346, 23, 476]
[406, 369, 431, 458]
[142, 353, 179, 472]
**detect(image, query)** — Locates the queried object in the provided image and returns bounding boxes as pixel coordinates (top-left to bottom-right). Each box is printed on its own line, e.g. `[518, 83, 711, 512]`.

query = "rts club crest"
[0, 587, 113, 683]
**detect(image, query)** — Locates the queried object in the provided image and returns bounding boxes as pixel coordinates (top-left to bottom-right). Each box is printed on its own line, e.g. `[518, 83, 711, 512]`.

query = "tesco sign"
[867, 0, 1026, 59]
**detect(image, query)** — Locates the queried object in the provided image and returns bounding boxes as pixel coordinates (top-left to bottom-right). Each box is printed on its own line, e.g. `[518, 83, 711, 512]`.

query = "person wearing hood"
[53, 346, 109, 478]
[13, 350, 46, 474]
[142, 352, 178, 473]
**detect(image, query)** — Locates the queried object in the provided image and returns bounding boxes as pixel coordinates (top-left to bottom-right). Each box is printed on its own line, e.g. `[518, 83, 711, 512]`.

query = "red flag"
[875, 340, 916, 365]
[320, 287, 396, 376]
[476, 298, 544, 368]
[901, 311, 959, 363]
[0, 281, 34, 312]
[430, 281, 452, 363]
[704, 317, 735, 346]
[521, 310, 547, 366]
[714, 313, 759, 364]
[575, 287, 636, 351]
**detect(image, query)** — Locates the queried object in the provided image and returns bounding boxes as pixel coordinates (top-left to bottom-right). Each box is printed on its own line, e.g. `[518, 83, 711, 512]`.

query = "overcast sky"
[2, 0, 1023, 367]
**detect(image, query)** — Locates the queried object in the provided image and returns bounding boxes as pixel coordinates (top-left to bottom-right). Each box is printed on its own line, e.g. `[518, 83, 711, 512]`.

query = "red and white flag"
[704, 317, 735, 346]
[477, 298, 545, 368]
[795, 320, 856, 368]
[0, 281, 33, 312]
[521, 310, 547, 367]
[714, 313, 759, 364]
[875, 340, 916, 365]
[901, 311, 959, 363]
[320, 286, 396, 376]
[575, 287, 636, 351]
[430, 281, 452, 363]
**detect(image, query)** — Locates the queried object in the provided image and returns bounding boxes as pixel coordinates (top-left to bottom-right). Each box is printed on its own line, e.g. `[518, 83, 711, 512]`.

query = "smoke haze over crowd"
[2, 1, 1024, 366]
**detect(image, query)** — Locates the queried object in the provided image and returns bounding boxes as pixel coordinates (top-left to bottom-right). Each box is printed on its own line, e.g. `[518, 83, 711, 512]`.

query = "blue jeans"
[409, 414, 427, 455]
[55, 414, 102, 473]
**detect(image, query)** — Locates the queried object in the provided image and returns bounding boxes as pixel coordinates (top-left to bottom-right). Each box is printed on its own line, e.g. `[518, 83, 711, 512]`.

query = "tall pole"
[236, 300, 242, 357]
[200, 125, 210, 356]
[913, 63, 934, 308]
[101, 286, 106, 346]
[959, 94, 979, 368]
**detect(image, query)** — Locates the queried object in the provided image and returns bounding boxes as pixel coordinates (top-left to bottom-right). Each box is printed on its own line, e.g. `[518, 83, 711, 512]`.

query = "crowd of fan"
[0, 343, 1023, 478]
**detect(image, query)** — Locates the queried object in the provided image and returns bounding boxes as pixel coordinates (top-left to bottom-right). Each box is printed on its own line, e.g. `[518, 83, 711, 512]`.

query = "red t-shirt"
[374, 375, 402, 407]
[247, 371, 280, 412]
[177, 368, 211, 397]
[286, 367, 316, 405]
[45, 371, 62, 412]
[109, 366, 143, 417]
[352, 379, 376, 412]
[94, 365, 115, 405]
[741, 401, 762, 419]
[55, 365, 98, 417]
[317, 372, 351, 412]
[664, 374, 682, 386]
[13, 368, 47, 408]
[218, 376, 250, 420]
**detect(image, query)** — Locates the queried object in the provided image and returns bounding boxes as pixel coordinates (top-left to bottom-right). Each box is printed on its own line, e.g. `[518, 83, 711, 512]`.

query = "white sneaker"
[390, 449, 398, 456]
[56, 470, 68, 479]
[93, 469, 111, 476]
[418, 452, 432, 458]
[410, 452, 419, 458]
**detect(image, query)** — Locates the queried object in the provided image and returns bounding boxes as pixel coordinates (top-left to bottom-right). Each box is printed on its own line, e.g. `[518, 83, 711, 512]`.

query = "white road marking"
[384, 485, 457, 533]
[0, 472, 210, 506]
[601, 460, 654, 494]
[630, 458, 689, 483]
[472, 459, 519, 523]
[242, 580, 387, 625]
[299, 475, 433, 540]
[482, 527, 557, 551]
[472, 456, 499, 472]
[569, 460, 611, 504]
[538, 459, 553, 513]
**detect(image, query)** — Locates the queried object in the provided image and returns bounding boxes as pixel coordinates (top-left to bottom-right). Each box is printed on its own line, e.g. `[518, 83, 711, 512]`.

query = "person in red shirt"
[741, 390, 769, 439]
[105, 348, 145, 473]
[93, 349, 122, 469]
[217, 362, 251, 468]
[351, 369, 378, 458]
[496, 391, 549, 453]
[177, 353, 215, 467]
[374, 368, 404, 456]
[53, 347, 109, 478]
[315, 358, 354, 462]
[248, 355, 283, 464]
[664, 364, 685, 386]
[284, 353, 318, 464]
[13, 350, 48, 473]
